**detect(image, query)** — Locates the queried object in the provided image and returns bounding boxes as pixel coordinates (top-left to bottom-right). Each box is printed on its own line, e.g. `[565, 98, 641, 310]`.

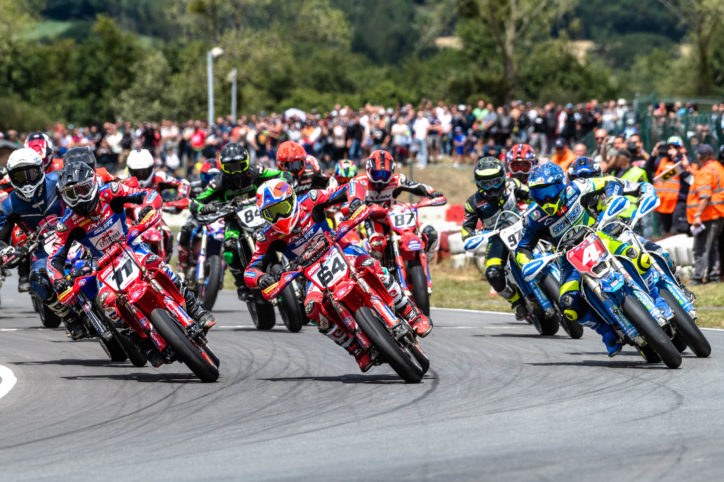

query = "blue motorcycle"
[187, 218, 225, 311]
[464, 210, 583, 338]
[522, 197, 682, 368]
[608, 196, 710, 358]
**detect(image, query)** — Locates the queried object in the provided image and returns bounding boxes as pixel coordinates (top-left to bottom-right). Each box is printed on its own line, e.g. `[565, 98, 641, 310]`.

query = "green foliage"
[0, 96, 52, 132]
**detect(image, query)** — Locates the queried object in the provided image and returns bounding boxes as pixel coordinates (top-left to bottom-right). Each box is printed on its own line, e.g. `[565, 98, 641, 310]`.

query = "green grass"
[688, 283, 724, 328]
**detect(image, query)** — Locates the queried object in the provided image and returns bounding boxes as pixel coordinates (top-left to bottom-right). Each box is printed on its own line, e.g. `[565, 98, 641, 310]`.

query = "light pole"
[227, 68, 238, 121]
[207, 47, 224, 126]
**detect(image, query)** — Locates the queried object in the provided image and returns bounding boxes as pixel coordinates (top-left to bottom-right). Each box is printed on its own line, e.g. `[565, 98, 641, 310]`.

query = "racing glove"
[258, 274, 275, 290]
[54, 277, 72, 294]
[348, 198, 364, 214]
[200, 203, 217, 215]
[137, 205, 155, 222]
[0, 245, 26, 269]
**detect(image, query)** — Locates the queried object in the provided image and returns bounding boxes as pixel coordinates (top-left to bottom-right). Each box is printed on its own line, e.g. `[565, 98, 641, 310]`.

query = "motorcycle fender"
[127, 281, 149, 304]
[359, 269, 394, 306]
[333, 280, 358, 305]
[148, 266, 185, 305]
[127, 302, 167, 351]
[400, 232, 423, 254]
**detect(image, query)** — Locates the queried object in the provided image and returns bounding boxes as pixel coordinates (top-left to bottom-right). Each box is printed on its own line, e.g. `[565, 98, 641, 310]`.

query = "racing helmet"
[474, 156, 506, 202]
[567, 156, 601, 181]
[528, 162, 567, 216]
[200, 158, 221, 185]
[276, 141, 307, 178]
[301, 155, 321, 184]
[219, 142, 249, 175]
[256, 179, 299, 235]
[57, 160, 99, 216]
[64, 147, 97, 170]
[7, 147, 46, 201]
[334, 159, 358, 185]
[126, 148, 155, 187]
[506, 143, 537, 183]
[366, 150, 395, 190]
[24, 132, 55, 171]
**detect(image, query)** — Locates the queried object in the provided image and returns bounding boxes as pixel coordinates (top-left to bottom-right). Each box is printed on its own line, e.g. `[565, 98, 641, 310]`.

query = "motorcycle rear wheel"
[150, 308, 219, 382]
[272, 265, 304, 333]
[623, 295, 681, 369]
[33, 296, 62, 328]
[199, 254, 222, 311]
[407, 260, 430, 316]
[540, 275, 582, 339]
[660, 289, 710, 358]
[355, 307, 424, 383]
[248, 300, 276, 330]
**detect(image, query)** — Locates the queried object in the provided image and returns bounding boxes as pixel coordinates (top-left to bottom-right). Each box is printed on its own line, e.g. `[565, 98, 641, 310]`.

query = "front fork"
[195, 224, 208, 285]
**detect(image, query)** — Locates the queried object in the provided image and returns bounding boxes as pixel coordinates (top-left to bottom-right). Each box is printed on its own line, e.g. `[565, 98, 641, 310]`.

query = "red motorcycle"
[366, 196, 446, 315]
[263, 207, 429, 383]
[60, 210, 220, 382]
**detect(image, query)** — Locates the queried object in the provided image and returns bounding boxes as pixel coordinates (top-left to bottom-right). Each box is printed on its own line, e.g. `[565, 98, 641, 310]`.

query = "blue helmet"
[567, 156, 601, 181]
[528, 162, 567, 215]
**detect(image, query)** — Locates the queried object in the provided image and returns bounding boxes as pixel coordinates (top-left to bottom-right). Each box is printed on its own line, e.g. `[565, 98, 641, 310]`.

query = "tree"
[113, 51, 174, 122]
[659, 0, 724, 95]
[456, 0, 575, 100]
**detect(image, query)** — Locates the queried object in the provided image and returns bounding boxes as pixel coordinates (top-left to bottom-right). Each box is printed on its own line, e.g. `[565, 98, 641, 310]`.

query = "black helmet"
[57, 161, 99, 216]
[567, 156, 601, 181]
[219, 142, 249, 175]
[63, 147, 97, 170]
[474, 156, 506, 201]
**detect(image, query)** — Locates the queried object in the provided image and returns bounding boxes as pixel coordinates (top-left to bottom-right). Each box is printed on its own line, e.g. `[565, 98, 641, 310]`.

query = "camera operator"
[647, 136, 694, 235]
[627, 134, 649, 168]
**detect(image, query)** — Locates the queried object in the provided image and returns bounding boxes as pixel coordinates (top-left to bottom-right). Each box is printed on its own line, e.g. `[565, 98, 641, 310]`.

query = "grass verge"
[430, 260, 724, 329]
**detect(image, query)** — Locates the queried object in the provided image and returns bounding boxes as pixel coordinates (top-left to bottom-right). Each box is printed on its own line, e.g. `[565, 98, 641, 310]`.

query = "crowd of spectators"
[3, 97, 724, 283]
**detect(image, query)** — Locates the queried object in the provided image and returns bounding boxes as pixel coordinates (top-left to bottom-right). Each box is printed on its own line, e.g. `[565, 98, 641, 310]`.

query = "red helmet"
[505, 144, 537, 183]
[24, 132, 54, 171]
[276, 141, 307, 177]
[366, 150, 395, 190]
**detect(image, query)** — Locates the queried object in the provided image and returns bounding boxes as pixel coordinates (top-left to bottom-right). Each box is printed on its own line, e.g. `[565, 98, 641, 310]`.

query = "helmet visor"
[508, 159, 532, 174]
[261, 199, 294, 223]
[530, 183, 564, 204]
[9, 165, 43, 187]
[221, 158, 249, 174]
[370, 169, 392, 183]
[60, 178, 96, 205]
[282, 159, 305, 174]
[129, 167, 153, 182]
[475, 176, 504, 191]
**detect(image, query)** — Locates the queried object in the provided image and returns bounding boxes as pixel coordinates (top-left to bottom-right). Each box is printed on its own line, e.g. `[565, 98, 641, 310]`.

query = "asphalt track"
[1, 273, 724, 482]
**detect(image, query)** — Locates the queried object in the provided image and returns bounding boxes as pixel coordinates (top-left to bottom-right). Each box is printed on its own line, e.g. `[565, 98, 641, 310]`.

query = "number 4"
[581, 243, 600, 266]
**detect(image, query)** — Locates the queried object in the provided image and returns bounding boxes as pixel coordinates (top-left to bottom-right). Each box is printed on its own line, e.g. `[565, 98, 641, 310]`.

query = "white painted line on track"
[431, 306, 515, 316]
[0, 365, 17, 401]
[0, 328, 18, 332]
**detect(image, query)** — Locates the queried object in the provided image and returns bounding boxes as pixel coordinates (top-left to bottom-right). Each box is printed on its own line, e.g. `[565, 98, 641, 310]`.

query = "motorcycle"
[126, 200, 181, 264]
[263, 206, 429, 382]
[366, 196, 447, 315]
[604, 196, 710, 358]
[522, 197, 682, 368]
[464, 210, 583, 338]
[194, 198, 306, 332]
[59, 259, 148, 366]
[186, 217, 225, 311]
[60, 209, 220, 382]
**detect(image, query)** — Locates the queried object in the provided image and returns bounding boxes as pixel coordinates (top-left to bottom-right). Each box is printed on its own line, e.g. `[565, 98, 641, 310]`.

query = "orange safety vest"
[687, 160, 724, 223]
[653, 157, 680, 214]
[552, 149, 576, 173]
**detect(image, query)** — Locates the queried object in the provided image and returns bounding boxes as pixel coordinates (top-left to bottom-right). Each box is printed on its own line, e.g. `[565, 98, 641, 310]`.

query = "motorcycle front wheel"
[199, 254, 223, 311]
[623, 295, 681, 369]
[660, 289, 710, 358]
[407, 259, 430, 316]
[355, 306, 424, 383]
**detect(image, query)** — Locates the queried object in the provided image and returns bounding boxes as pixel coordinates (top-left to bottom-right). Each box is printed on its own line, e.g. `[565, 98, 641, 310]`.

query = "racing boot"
[319, 316, 372, 372]
[580, 312, 621, 357]
[176, 278, 216, 332]
[512, 299, 527, 321]
[399, 302, 432, 338]
[45, 297, 86, 340]
[18, 258, 30, 292]
[138, 336, 164, 367]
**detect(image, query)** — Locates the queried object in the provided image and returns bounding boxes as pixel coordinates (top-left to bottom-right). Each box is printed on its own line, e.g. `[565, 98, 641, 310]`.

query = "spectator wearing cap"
[551, 138, 576, 172]
[647, 135, 695, 235]
[687, 144, 724, 284]
[611, 147, 651, 236]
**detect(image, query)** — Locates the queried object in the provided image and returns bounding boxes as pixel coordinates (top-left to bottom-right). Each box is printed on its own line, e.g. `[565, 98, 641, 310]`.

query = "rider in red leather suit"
[244, 179, 431, 372]
[353, 150, 442, 260]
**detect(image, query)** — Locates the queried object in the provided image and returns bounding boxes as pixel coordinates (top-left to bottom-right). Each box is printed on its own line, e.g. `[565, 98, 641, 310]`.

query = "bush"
[0, 97, 52, 132]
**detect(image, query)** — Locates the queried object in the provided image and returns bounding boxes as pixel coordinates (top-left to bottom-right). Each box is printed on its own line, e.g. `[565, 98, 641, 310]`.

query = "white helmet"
[127, 148, 155, 187]
[7, 148, 45, 201]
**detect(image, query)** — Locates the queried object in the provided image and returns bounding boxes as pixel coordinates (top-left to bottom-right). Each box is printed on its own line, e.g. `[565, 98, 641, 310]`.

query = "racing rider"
[515, 162, 663, 357]
[276, 141, 333, 194]
[461, 157, 530, 318]
[354, 150, 443, 261]
[47, 161, 215, 333]
[187, 142, 290, 298]
[506, 143, 538, 185]
[0, 148, 81, 337]
[244, 179, 432, 372]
